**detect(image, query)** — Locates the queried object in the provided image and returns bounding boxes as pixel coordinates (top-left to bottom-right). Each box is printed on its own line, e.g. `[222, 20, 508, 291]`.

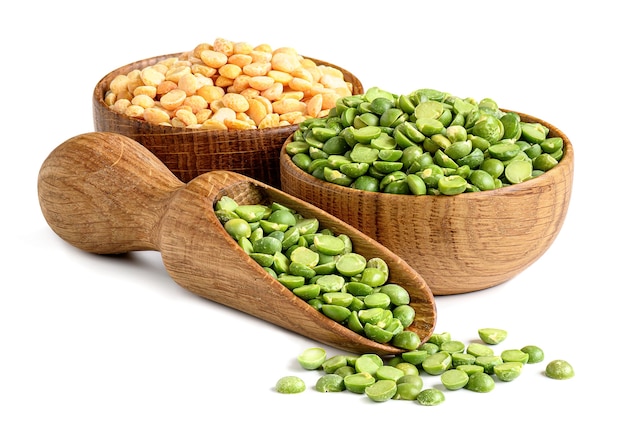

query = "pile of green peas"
[285, 87, 564, 195]
[277, 328, 574, 405]
[215, 195, 421, 350]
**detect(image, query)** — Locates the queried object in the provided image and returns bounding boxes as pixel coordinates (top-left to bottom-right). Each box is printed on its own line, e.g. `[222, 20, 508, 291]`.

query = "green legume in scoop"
[223, 218, 252, 240]
[235, 204, 268, 222]
[292, 283, 321, 299]
[392, 331, 421, 351]
[360, 267, 387, 287]
[379, 284, 410, 306]
[322, 291, 353, 306]
[317, 275, 345, 293]
[313, 233, 345, 255]
[363, 292, 391, 309]
[393, 304, 416, 328]
[364, 323, 394, 343]
[322, 304, 352, 323]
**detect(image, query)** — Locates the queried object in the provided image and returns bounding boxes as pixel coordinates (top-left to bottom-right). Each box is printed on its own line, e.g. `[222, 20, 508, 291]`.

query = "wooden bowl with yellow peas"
[92, 37, 363, 187]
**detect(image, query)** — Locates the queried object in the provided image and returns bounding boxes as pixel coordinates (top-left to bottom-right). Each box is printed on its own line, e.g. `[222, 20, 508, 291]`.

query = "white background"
[2, 1, 623, 445]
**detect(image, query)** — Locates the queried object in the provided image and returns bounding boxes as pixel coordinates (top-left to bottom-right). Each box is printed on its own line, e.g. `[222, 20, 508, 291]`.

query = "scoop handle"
[38, 132, 184, 254]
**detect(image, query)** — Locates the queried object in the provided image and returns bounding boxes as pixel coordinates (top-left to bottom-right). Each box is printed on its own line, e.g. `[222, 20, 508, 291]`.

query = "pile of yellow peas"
[104, 37, 356, 130]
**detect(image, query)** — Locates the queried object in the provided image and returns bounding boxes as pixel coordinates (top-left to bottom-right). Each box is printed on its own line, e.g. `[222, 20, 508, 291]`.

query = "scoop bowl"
[37, 132, 435, 355]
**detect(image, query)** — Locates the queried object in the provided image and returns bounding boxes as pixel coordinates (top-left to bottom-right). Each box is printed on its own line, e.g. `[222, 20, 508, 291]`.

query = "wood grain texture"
[92, 53, 364, 187]
[280, 112, 574, 295]
[37, 132, 435, 355]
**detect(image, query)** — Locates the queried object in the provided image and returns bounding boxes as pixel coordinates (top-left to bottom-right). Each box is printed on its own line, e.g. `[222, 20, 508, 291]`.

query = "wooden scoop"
[37, 132, 436, 355]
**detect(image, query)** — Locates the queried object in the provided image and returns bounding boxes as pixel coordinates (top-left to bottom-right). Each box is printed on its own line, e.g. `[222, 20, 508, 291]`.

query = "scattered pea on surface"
[365, 379, 397, 402]
[344, 372, 376, 394]
[465, 372, 496, 393]
[478, 328, 508, 345]
[279, 328, 573, 404]
[501, 349, 530, 364]
[276, 376, 306, 394]
[440, 369, 469, 390]
[315, 374, 345, 392]
[521, 345, 545, 364]
[416, 388, 445, 406]
[297, 347, 327, 370]
[494, 362, 523, 382]
[545, 360, 575, 380]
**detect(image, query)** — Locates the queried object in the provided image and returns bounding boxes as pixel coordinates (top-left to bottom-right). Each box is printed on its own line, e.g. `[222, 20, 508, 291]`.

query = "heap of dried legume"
[104, 37, 355, 130]
[285, 87, 565, 195]
[215, 195, 421, 350]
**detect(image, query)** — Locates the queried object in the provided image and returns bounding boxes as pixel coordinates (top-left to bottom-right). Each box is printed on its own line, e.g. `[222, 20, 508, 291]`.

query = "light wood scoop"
[37, 132, 436, 355]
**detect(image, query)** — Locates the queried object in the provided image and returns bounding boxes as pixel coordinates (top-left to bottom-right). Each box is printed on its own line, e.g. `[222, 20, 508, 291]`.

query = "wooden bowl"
[280, 112, 574, 295]
[93, 53, 363, 187]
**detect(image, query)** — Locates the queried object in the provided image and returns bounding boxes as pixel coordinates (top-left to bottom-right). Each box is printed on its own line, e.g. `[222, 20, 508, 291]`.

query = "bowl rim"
[280, 109, 574, 200]
[92, 51, 364, 136]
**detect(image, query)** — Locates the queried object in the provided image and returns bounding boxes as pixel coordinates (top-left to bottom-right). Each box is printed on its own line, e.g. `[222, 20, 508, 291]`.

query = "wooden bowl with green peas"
[280, 87, 574, 295]
[92, 38, 364, 188]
